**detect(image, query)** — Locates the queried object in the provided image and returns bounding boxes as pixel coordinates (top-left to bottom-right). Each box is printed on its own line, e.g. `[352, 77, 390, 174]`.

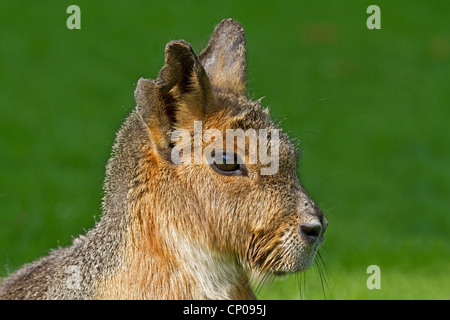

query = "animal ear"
[199, 18, 247, 96]
[157, 40, 213, 103]
[134, 40, 214, 162]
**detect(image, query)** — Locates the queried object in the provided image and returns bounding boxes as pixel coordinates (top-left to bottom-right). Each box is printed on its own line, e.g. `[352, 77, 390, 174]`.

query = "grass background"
[0, 1, 448, 299]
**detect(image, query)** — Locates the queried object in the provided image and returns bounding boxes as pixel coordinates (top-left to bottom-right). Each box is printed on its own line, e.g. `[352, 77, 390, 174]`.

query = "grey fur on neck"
[0, 110, 147, 299]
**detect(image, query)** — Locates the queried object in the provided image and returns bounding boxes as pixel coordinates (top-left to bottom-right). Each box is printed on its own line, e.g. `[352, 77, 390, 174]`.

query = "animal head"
[129, 19, 327, 277]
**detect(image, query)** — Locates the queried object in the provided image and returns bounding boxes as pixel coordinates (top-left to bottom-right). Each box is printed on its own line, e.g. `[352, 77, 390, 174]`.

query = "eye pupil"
[215, 154, 239, 171]
[209, 150, 247, 176]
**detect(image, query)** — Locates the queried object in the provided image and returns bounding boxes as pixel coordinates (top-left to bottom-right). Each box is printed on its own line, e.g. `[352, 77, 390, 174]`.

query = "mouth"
[247, 224, 325, 276]
[271, 270, 289, 277]
[250, 242, 321, 276]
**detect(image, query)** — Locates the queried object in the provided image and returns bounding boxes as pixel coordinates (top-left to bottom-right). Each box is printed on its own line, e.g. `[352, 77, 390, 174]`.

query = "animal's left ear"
[199, 19, 247, 96]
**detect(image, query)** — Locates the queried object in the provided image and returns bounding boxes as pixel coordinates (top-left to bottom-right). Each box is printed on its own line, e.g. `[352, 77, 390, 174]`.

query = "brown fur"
[0, 19, 327, 300]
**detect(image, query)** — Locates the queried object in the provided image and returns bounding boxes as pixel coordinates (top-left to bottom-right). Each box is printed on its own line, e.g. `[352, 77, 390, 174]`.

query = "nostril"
[299, 222, 322, 242]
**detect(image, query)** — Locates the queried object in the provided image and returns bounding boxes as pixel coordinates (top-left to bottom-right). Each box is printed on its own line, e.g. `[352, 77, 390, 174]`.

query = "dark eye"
[215, 154, 239, 172]
[210, 151, 247, 176]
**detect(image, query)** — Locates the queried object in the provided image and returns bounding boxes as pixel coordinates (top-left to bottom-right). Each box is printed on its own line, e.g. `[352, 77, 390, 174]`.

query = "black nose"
[299, 222, 322, 243]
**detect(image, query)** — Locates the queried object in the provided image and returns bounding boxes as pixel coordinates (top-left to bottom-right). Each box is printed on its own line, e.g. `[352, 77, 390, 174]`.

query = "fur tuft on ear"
[157, 41, 198, 93]
[157, 41, 214, 116]
[199, 19, 247, 96]
[134, 40, 215, 161]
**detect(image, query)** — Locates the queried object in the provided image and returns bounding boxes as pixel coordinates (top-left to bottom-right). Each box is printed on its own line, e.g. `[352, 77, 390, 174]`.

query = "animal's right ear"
[199, 19, 247, 96]
[134, 40, 214, 162]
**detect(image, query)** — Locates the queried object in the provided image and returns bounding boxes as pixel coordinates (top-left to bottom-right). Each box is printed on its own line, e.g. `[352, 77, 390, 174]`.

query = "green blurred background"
[0, 1, 448, 299]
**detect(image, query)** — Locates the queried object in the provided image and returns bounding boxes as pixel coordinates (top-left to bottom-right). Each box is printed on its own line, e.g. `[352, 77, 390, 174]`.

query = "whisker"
[254, 271, 271, 297]
[296, 271, 307, 300]
[284, 95, 339, 124]
[315, 251, 332, 299]
[323, 207, 335, 218]
[314, 259, 326, 299]
[317, 247, 333, 285]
